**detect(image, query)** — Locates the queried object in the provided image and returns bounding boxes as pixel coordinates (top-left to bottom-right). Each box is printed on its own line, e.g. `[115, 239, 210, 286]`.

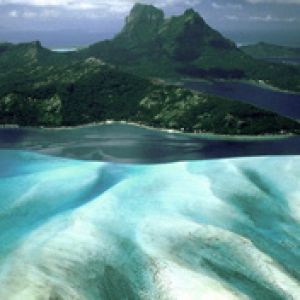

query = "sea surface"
[0, 124, 300, 299]
[184, 81, 300, 120]
[1, 124, 300, 163]
[259, 57, 300, 65]
[51, 47, 78, 52]
[224, 30, 300, 48]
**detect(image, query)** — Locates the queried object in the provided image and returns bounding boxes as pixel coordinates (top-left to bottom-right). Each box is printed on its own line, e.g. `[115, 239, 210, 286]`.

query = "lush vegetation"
[138, 86, 300, 135]
[79, 4, 300, 92]
[0, 42, 299, 135]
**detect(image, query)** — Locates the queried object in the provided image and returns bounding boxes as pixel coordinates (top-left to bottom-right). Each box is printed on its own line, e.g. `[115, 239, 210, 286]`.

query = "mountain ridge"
[78, 4, 300, 92]
[80, 4, 245, 79]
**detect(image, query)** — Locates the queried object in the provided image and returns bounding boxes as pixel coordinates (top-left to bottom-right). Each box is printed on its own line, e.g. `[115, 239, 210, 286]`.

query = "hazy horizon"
[0, 0, 300, 48]
[1, 28, 300, 49]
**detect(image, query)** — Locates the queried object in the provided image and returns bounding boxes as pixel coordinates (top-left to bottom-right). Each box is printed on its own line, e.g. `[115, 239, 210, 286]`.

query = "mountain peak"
[184, 8, 198, 16]
[131, 3, 160, 12]
[182, 8, 205, 24]
[31, 40, 41, 46]
[85, 3, 244, 77]
[25, 40, 42, 47]
[126, 3, 164, 25]
[117, 3, 164, 43]
[18, 40, 43, 51]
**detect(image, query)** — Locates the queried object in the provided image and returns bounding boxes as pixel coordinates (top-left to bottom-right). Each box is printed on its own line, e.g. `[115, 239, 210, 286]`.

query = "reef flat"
[0, 151, 299, 299]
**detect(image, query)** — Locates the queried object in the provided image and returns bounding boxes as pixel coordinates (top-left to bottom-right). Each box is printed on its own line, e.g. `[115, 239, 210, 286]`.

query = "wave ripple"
[0, 151, 299, 299]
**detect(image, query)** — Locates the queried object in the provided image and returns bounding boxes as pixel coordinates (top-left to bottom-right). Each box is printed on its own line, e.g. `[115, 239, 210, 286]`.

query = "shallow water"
[0, 151, 299, 299]
[1, 124, 300, 299]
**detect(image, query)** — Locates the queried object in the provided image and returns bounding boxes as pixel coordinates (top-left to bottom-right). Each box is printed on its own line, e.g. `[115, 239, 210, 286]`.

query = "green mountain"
[80, 4, 247, 78]
[241, 42, 300, 58]
[0, 41, 299, 134]
[0, 41, 73, 69]
[0, 41, 77, 95]
[80, 4, 300, 92]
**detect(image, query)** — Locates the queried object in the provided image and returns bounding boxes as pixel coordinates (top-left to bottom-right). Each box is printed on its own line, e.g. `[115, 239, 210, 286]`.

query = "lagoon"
[184, 80, 300, 120]
[1, 123, 300, 163]
[0, 150, 299, 299]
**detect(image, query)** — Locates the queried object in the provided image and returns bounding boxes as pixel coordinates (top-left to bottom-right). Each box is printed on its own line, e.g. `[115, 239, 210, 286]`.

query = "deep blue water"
[260, 57, 300, 65]
[184, 81, 300, 120]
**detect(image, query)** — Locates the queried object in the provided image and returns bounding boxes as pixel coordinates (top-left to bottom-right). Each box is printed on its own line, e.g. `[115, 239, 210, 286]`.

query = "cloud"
[1, 0, 65, 5]
[2, 0, 300, 9]
[245, 0, 300, 3]
[212, 2, 222, 9]
[7, 7, 60, 19]
[250, 14, 273, 21]
[2, 0, 206, 21]
[22, 10, 36, 18]
[0, 0, 200, 10]
[225, 15, 240, 20]
[212, 2, 242, 9]
[2, 0, 300, 31]
[8, 9, 18, 17]
[1, 0, 204, 20]
[249, 14, 298, 22]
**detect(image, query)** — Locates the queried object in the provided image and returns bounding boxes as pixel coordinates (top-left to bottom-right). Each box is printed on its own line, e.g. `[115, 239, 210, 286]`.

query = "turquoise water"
[0, 150, 299, 299]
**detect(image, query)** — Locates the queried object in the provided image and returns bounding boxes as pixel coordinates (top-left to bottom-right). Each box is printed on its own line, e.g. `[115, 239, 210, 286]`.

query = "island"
[0, 3, 300, 135]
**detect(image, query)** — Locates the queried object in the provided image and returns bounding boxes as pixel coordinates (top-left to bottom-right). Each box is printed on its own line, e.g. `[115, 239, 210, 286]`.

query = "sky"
[0, 0, 300, 47]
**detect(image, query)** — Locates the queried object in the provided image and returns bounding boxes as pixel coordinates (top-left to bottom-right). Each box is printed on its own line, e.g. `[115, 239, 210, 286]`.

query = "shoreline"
[0, 121, 294, 141]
